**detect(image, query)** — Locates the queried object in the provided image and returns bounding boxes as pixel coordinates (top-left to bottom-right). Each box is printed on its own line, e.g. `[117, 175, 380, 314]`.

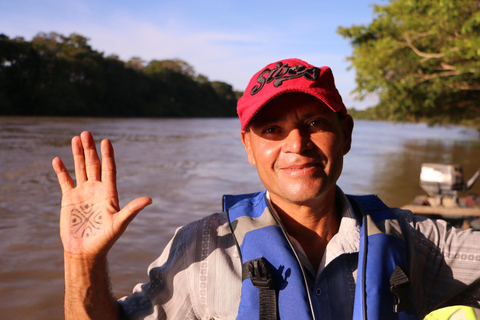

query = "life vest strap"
[243, 258, 278, 320]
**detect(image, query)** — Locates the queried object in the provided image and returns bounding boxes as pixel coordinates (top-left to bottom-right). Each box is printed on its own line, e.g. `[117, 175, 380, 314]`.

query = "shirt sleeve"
[117, 221, 198, 320]
[117, 212, 241, 320]
[396, 209, 480, 318]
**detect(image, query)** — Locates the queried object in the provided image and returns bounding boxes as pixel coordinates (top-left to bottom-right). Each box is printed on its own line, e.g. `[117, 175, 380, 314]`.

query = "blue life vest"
[223, 191, 419, 320]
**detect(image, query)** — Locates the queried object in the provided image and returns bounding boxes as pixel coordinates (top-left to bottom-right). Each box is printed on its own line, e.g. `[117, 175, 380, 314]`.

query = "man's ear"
[341, 115, 354, 155]
[240, 130, 256, 166]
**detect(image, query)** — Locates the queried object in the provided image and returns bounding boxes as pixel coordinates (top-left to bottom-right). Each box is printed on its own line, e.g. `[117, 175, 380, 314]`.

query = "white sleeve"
[118, 212, 242, 320]
[396, 209, 480, 318]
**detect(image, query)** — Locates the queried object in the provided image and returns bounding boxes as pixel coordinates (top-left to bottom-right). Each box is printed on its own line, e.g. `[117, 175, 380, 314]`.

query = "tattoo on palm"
[70, 203, 103, 238]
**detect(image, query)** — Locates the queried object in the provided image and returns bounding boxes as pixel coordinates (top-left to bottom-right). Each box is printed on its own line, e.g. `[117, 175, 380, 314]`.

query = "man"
[53, 58, 480, 320]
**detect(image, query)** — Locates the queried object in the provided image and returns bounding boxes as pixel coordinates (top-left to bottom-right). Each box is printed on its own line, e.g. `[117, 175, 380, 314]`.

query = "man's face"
[241, 93, 353, 207]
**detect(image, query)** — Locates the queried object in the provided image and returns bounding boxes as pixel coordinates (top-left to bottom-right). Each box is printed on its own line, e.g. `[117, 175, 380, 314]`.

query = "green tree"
[144, 59, 195, 78]
[337, 0, 480, 127]
[0, 34, 41, 114]
[125, 56, 145, 70]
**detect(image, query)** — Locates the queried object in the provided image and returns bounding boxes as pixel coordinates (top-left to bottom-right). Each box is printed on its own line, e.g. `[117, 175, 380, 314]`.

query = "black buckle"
[390, 265, 414, 312]
[243, 258, 274, 289]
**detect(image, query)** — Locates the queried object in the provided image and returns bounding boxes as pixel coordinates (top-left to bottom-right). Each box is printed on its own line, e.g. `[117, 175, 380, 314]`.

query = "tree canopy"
[337, 0, 480, 127]
[0, 32, 239, 117]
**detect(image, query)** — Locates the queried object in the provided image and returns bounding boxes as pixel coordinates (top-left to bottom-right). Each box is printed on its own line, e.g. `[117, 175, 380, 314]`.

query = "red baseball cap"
[237, 58, 347, 131]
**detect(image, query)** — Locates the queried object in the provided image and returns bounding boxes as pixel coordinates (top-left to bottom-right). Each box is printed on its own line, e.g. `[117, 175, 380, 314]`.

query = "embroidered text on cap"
[251, 62, 320, 95]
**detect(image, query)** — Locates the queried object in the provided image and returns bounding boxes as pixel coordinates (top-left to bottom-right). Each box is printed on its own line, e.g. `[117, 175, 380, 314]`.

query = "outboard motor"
[419, 163, 480, 207]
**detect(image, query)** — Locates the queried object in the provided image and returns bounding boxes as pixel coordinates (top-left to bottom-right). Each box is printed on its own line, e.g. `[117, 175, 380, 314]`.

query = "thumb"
[115, 197, 152, 233]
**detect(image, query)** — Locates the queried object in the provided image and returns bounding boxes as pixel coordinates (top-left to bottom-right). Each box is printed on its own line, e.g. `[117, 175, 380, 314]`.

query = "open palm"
[53, 131, 151, 259]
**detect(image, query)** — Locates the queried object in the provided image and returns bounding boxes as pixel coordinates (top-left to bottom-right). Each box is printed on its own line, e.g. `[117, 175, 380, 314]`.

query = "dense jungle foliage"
[0, 32, 240, 117]
[338, 0, 480, 128]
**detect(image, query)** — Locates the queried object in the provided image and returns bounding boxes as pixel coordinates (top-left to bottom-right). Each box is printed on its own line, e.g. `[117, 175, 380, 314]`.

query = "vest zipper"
[266, 200, 317, 320]
[348, 196, 369, 320]
[361, 214, 368, 320]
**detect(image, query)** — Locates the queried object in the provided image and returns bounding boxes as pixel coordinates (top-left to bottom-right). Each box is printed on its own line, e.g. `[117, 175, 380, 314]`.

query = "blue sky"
[0, 0, 384, 109]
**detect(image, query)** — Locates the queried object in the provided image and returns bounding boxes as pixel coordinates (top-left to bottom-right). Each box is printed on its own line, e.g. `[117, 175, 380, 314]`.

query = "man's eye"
[263, 127, 279, 134]
[308, 119, 329, 129]
[308, 119, 323, 127]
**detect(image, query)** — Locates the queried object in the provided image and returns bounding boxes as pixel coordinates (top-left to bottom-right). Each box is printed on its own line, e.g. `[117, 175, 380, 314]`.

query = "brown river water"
[0, 116, 479, 319]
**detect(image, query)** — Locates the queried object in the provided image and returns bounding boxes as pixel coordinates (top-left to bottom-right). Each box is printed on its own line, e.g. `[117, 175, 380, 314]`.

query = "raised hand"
[53, 131, 152, 259]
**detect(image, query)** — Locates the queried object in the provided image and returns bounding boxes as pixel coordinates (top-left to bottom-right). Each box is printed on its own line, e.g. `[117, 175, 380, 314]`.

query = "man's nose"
[283, 128, 312, 153]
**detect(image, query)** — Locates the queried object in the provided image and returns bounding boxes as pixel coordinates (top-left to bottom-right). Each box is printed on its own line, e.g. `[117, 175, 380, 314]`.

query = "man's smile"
[278, 161, 323, 175]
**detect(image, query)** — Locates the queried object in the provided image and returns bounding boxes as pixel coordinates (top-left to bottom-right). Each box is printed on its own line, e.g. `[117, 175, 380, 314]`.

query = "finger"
[101, 139, 116, 184]
[52, 157, 74, 194]
[115, 197, 152, 233]
[72, 135, 87, 185]
[81, 131, 101, 181]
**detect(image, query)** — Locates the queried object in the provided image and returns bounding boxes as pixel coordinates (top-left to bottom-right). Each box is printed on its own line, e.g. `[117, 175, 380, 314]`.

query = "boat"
[402, 163, 480, 229]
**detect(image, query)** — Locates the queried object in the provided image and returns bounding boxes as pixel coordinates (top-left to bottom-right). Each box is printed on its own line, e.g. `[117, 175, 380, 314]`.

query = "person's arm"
[53, 131, 151, 319]
[63, 254, 119, 319]
[398, 210, 480, 318]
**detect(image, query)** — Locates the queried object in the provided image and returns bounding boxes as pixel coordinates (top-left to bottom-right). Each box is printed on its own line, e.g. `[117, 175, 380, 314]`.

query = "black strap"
[243, 258, 278, 320]
[390, 265, 415, 313]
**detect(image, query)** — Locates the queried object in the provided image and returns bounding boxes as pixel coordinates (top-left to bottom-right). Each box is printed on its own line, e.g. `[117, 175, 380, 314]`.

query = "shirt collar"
[265, 187, 361, 276]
